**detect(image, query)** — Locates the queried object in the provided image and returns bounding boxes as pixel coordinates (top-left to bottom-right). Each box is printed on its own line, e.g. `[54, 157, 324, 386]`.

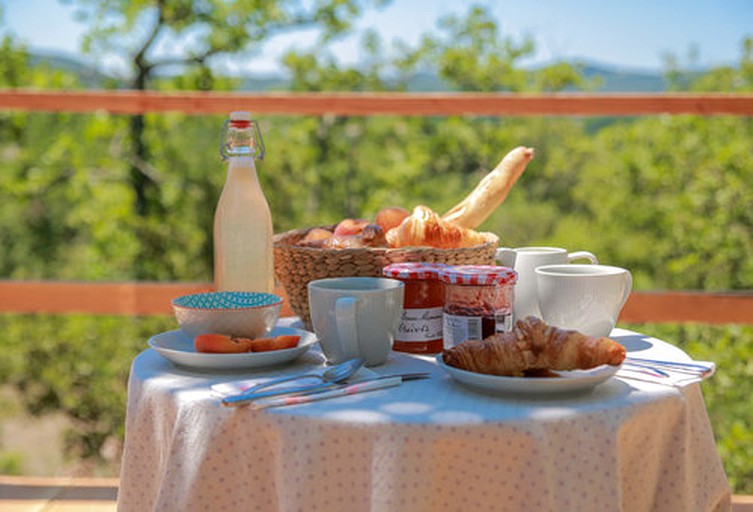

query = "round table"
[117, 324, 730, 512]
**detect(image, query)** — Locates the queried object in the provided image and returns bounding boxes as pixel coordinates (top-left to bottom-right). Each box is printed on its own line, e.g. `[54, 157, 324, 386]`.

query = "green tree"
[0, 37, 139, 279]
[67, 0, 389, 277]
[264, 4, 596, 232]
[570, 44, 753, 290]
[386, 4, 596, 241]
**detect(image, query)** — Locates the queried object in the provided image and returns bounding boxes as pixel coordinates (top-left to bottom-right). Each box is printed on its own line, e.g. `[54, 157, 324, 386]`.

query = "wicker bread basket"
[274, 226, 500, 327]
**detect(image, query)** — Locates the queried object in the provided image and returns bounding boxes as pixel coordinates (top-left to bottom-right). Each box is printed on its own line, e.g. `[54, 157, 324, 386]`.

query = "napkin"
[617, 359, 716, 387]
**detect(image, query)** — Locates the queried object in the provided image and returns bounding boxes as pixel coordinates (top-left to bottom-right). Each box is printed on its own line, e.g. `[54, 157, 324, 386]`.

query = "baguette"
[442, 146, 534, 229]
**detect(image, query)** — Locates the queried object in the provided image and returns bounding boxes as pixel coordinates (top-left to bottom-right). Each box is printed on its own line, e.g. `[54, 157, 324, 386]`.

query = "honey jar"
[439, 265, 517, 349]
[382, 263, 446, 354]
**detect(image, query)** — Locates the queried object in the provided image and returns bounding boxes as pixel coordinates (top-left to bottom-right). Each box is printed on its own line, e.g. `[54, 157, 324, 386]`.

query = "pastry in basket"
[442, 316, 626, 377]
[386, 205, 490, 249]
[298, 227, 335, 246]
[322, 224, 387, 249]
[298, 223, 388, 249]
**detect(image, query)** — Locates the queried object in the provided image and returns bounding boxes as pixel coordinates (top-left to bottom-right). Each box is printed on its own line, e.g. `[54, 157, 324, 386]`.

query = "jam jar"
[382, 263, 446, 354]
[439, 265, 517, 349]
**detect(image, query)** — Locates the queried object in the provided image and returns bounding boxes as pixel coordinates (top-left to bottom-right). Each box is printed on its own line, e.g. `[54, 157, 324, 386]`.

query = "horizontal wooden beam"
[0, 280, 294, 318]
[620, 290, 753, 324]
[0, 280, 212, 316]
[1, 89, 752, 116]
[0, 280, 750, 324]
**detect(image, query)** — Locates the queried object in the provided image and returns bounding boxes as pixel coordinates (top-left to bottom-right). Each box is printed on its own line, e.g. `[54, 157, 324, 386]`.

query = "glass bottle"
[213, 111, 274, 293]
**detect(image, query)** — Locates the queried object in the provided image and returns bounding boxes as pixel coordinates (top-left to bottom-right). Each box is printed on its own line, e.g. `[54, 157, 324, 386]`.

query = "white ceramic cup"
[495, 247, 598, 321]
[308, 277, 404, 367]
[535, 264, 632, 338]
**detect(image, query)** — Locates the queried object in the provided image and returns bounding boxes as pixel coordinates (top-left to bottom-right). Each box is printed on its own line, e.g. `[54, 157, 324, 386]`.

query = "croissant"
[442, 316, 626, 377]
[386, 205, 492, 249]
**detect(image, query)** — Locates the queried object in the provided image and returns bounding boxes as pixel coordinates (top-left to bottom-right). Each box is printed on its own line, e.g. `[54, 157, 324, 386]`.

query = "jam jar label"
[443, 310, 514, 348]
[495, 310, 514, 333]
[397, 307, 444, 342]
[443, 313, 483, 348]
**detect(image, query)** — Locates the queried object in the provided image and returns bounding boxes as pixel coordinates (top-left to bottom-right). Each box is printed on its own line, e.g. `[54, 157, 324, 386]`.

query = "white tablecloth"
[118, 325, 730, 512]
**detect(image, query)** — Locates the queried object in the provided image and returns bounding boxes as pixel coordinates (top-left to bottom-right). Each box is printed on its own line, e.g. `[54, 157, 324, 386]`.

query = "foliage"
[665, 37, 753, 93]
[72, 0, 390, 86]
[0, 313, 175, 467]
[529, 115, 753, 291]
[63, 0, 393, 279]
[0, 1, 751, 493]
[0, 452, 23, 475]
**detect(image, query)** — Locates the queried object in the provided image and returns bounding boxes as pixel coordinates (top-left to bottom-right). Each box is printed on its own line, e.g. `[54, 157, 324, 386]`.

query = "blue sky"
[2, 0, 752, 75]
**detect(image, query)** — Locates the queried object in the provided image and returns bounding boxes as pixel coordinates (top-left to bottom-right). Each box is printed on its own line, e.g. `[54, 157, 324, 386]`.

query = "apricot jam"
[382, 263, 446, 354]
[439, 265, 517, 349]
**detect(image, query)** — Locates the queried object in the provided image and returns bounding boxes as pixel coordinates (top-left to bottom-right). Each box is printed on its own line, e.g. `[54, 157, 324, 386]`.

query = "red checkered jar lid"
[382, 262, 447, 280]
[438, 265, 518, 285]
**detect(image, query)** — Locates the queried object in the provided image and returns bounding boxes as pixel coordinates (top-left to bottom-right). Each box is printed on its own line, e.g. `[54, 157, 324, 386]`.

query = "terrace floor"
[0, 476, 752, 511]
[0, 476, 117, 512]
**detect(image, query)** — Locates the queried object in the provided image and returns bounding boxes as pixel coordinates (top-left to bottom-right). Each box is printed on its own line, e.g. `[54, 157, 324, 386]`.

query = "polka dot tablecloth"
[118, 326, 730, 512]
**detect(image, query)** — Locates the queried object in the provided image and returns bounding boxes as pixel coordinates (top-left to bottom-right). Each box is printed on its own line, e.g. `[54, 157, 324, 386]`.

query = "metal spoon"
[240, 357, 365, 395]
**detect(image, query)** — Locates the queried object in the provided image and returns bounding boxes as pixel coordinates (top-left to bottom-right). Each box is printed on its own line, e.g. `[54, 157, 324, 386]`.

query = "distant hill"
[29, 53, 113, 88]
[30, 51, 680, 93]
[578, 62, 667, 92]
[240, 65, 672, 93]
[223, 65, 674, 93]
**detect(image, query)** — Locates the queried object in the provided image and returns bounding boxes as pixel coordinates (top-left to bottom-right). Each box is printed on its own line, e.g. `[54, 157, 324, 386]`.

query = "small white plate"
[436, 355, 621, 395]
[148, 326, 317, 371]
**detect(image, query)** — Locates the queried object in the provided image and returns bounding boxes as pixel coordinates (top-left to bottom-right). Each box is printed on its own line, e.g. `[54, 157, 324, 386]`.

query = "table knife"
[221, 372, 429, 407]
[251, 376, 403, 410]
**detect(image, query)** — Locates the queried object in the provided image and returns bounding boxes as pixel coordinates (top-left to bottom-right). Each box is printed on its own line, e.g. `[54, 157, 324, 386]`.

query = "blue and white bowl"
[171, 291, 283, 339]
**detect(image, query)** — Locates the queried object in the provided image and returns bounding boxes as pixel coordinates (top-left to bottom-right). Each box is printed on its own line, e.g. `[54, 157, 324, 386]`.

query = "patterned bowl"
[171, 291, 283, 339]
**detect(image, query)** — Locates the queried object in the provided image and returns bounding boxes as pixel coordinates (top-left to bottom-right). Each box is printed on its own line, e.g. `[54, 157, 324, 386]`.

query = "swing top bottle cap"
[230, 111, 252, 121]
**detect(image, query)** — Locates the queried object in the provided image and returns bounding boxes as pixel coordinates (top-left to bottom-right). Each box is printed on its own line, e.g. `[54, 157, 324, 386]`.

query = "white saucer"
[148, 326, 317, 371]
[436, 354, 621, 395]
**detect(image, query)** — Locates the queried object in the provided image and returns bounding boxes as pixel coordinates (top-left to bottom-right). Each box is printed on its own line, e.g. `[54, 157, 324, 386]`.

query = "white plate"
[436, 355, 621, 395]
[148, 326, 317, 371]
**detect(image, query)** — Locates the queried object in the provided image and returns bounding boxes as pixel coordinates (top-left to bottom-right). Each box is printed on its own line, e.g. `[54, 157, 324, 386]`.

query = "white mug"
[496, 247, 598, 321]
[308, 277, 404, 367]
[535, 264, 632, 338]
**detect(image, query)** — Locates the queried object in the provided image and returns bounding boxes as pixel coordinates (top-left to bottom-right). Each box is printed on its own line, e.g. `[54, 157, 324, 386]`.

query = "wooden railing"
[2, 89, 753, 116]
[0, 280, 751, 324]
[1, 89, 752, 324]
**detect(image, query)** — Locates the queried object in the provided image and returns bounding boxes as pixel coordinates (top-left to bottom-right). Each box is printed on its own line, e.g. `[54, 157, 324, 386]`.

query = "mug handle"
[567, 251, 598, 264]
[618, 271, 633, 310]
[334, 296, 360, 359]
[495, 247, 516, 267]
